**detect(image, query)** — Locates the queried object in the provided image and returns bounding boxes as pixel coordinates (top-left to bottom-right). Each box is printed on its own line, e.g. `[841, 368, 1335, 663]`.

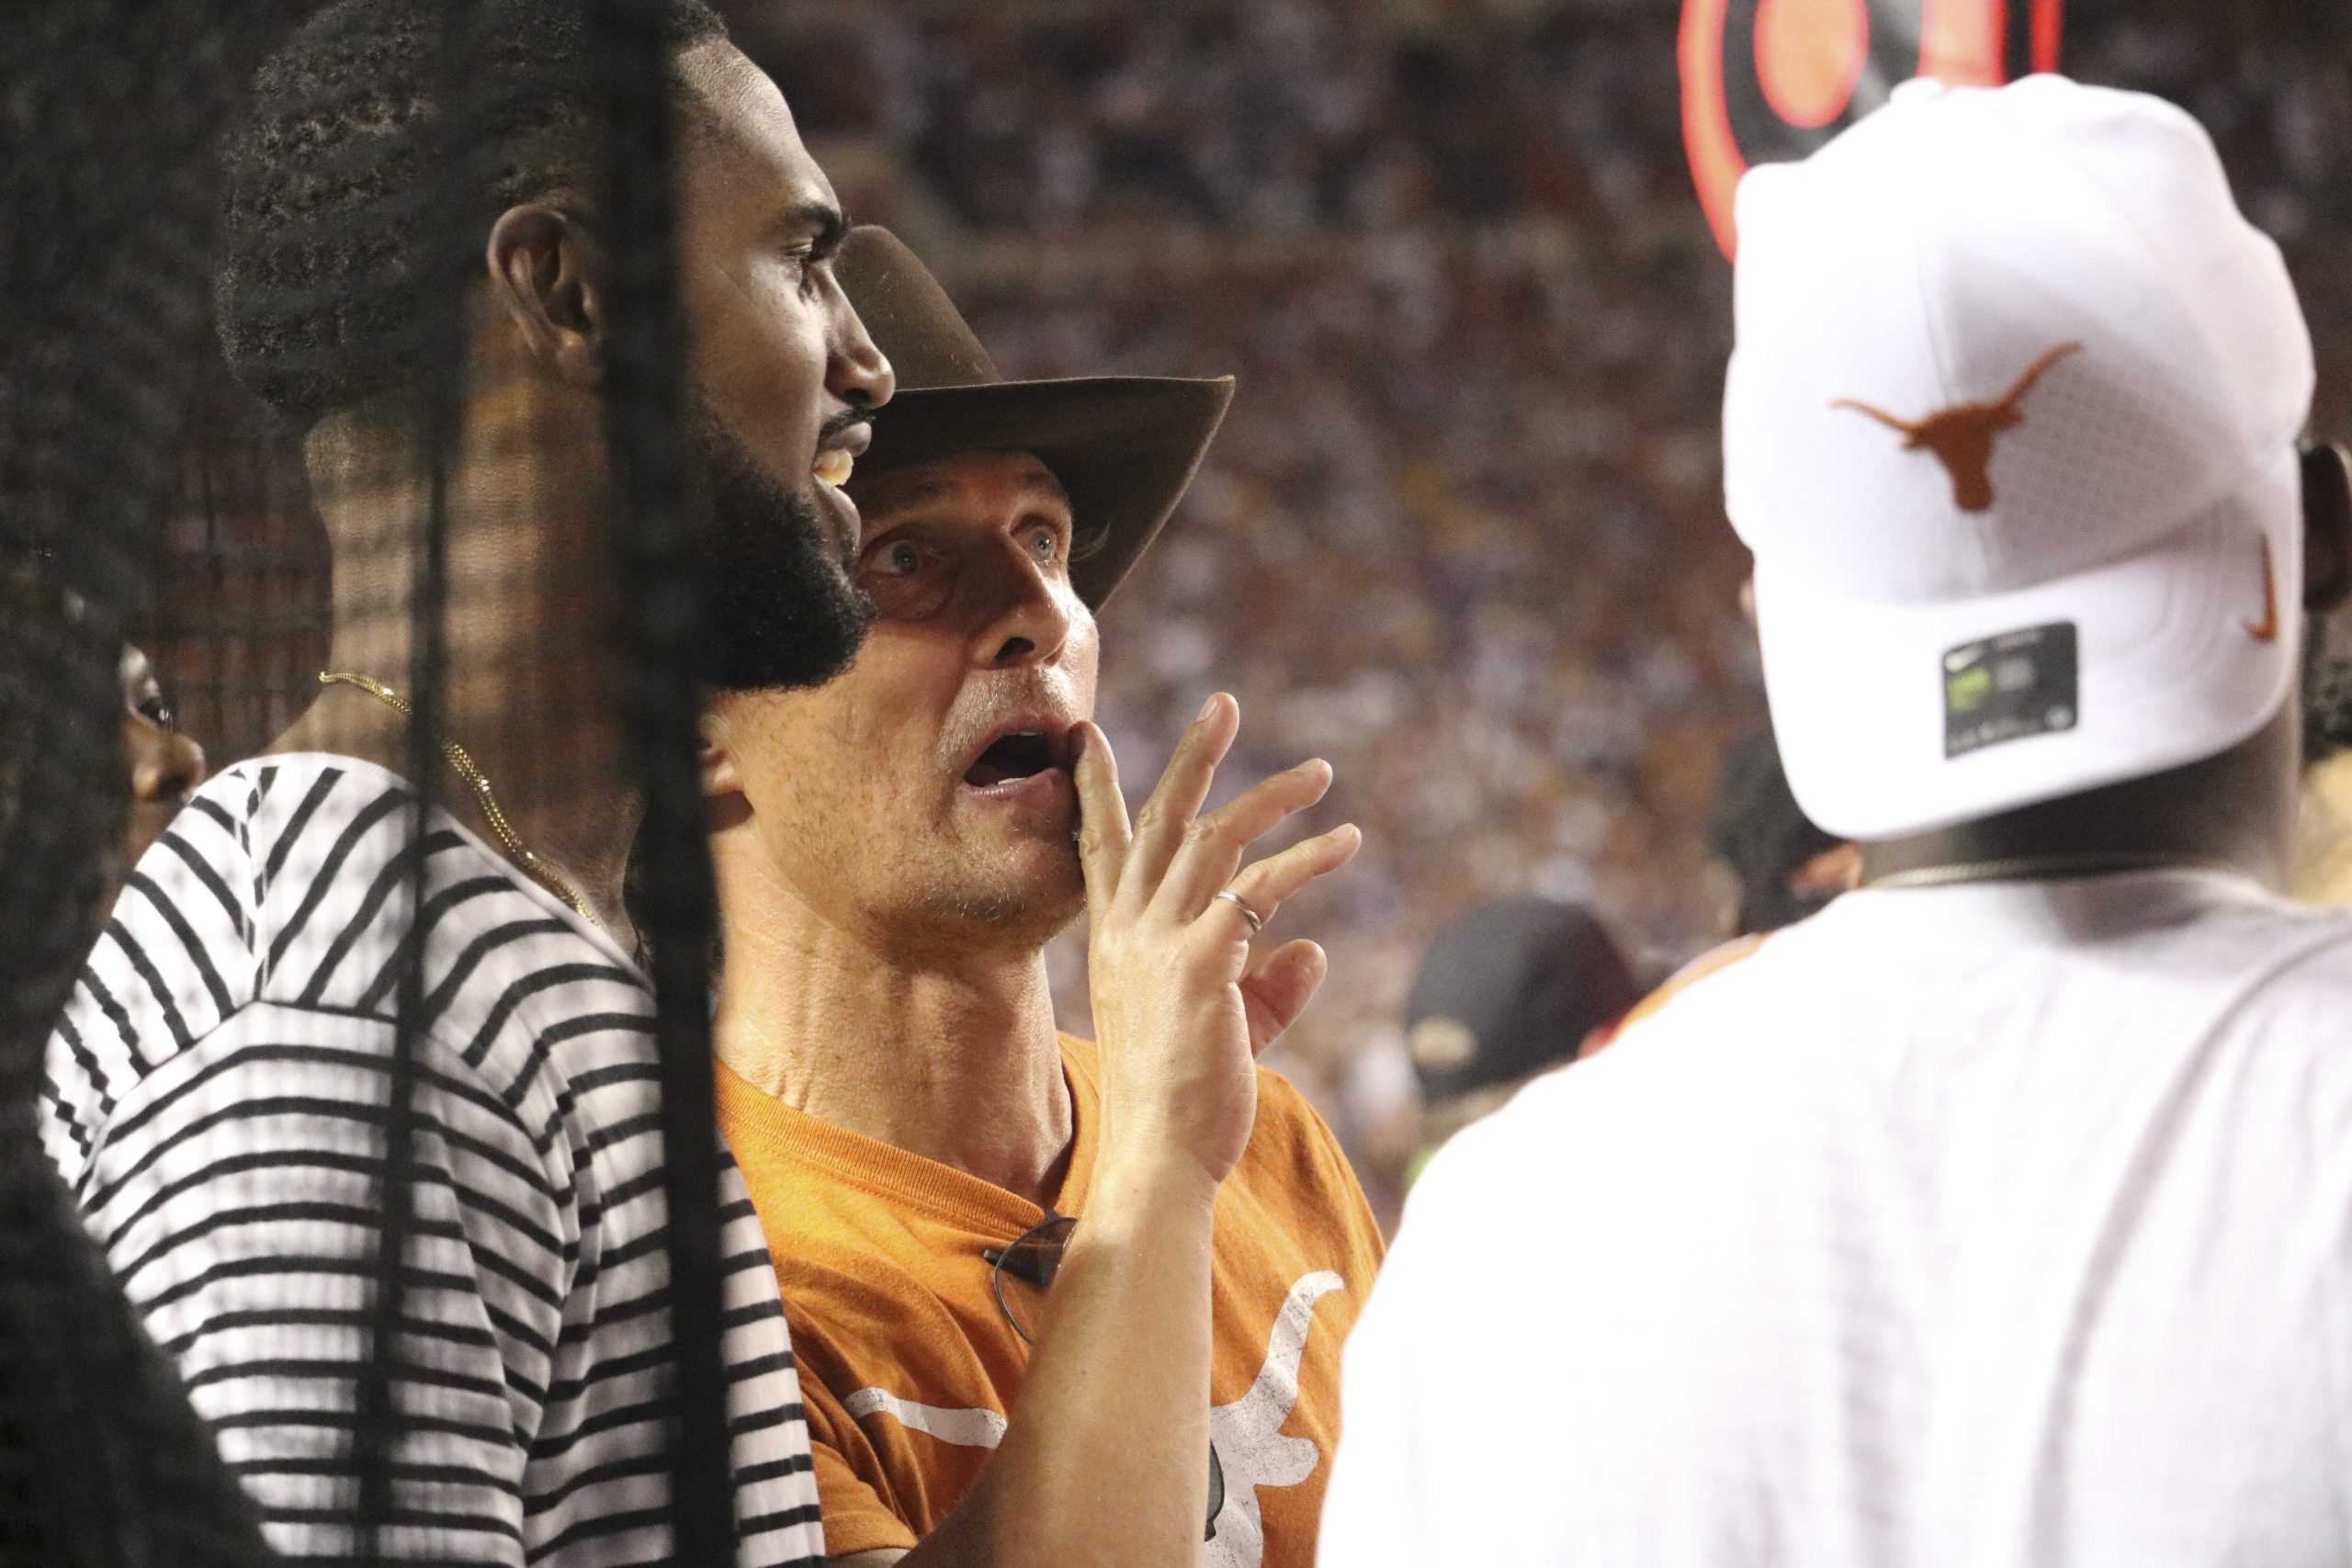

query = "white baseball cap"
[1725, 75, 2314, 841]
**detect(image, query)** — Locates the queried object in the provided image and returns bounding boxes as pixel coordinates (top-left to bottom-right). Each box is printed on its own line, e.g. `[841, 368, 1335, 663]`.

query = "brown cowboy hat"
[835, 226, 1235, 610]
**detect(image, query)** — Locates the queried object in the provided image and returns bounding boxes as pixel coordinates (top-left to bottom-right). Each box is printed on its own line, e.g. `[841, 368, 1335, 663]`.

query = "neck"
[712, 866, 1074, 1206]
[1860, 706, 2300, 892]
[273, 399, 639, 941]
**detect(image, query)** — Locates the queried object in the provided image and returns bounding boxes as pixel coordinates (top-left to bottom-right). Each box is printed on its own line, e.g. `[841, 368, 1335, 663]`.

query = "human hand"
[1072, 694, 1360, 1189]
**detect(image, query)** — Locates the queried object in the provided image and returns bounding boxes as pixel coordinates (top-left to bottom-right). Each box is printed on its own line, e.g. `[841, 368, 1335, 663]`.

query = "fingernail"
[1198, 694, 1218, 723]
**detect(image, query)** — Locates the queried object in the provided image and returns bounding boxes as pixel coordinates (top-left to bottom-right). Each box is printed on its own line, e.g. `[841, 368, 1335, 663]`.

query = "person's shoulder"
[1238, 1059, 1386, 1238]
[250, 752, 651, 1093]
[1590, 932, 1773, 1057]
[2071, 875, 2352, 1014]
[230, 750, 398, 865]
[1385, 1070, 1587, 1292]
[2205, 894, 2352, 1018]
[215, 752, 415, 969]
[94, 748, 649, 1132]
[1576, 928, 1822, 1084]
[2206, 886, 2352, 958]
[1419, 1000, 1729, 1202]
[1249, 1055, 1333, 1140]
[43, 761, 285, 1156]
[1430, 1055, 1607, 1179]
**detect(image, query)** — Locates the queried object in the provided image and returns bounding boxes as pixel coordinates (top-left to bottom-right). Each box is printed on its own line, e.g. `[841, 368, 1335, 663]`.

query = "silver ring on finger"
[1214, 888, 1265, 936]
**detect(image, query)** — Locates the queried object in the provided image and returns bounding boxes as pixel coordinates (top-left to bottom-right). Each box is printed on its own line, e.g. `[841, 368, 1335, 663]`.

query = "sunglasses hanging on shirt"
[983, 1210, 1227, 1540]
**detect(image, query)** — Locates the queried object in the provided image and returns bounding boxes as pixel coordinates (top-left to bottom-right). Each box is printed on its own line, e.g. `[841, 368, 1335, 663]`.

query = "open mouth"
[813, 417, 871, 491]
[965, 730, 1063, 789]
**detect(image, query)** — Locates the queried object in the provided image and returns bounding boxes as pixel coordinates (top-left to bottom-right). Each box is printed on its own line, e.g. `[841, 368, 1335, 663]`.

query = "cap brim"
[849, 375, 1234, 610]
[1755, 446, 2302, 841]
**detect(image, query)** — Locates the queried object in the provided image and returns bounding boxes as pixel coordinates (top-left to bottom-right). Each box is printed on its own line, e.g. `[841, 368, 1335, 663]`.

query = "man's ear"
[698, 709, 743, 800]
[485, 202, 605, 389]
[2303, 441, 2352, 615]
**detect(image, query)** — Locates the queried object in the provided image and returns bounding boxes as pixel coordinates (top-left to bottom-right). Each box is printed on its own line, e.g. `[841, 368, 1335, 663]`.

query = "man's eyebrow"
[864, 462, 1070, 518]
[1006, 461, 1072, 511]
[872, 478, 953, 510]
[785, 200, 848, 259]
[1024, 466, 1072, 505]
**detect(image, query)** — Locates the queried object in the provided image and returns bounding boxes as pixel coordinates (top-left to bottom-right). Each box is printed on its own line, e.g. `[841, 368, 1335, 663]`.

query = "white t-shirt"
[1325, 869, 2352, 1568]
[41, 755, 827, 1566]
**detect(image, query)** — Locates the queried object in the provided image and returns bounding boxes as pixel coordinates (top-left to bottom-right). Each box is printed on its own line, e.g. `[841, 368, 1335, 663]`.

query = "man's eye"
[877, 541, 923, 575]
[799, 249, 841, 296]
[137, 694, 174, 729]
[1029, 528, 1061, 565]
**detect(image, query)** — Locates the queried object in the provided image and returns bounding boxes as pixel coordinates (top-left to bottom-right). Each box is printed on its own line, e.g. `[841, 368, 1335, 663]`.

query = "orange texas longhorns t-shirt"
[713, 1033, 1388, 1567]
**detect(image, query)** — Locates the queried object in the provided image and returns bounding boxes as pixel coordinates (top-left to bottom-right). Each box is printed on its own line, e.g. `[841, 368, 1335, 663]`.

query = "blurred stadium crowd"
[150, 0, 2352, 1220]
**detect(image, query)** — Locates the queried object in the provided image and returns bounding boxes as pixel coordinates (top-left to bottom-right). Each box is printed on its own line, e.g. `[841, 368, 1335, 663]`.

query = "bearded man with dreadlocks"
[37, 2, 894, 1561]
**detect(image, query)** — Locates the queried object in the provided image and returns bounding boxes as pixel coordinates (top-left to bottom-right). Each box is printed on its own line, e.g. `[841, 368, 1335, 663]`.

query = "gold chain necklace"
[316, 671, 603, 930]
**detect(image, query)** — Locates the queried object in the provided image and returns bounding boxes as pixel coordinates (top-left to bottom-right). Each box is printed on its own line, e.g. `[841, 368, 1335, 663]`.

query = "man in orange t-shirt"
[716, 1033, 1385, 1562]
[694, 227, 1382, 1568]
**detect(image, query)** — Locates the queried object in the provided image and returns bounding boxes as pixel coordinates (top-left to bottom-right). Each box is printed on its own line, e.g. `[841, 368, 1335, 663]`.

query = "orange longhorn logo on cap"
[1831, 341, 2082, 513]
[2245, 536, 2279, 644]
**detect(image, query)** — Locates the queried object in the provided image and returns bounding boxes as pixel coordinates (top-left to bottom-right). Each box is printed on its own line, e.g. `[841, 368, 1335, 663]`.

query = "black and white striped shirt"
[40, 754, 826, 1567]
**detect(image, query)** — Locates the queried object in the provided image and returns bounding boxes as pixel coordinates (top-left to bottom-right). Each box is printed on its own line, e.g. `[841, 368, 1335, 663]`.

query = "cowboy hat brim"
[848, 374, 1235, 610]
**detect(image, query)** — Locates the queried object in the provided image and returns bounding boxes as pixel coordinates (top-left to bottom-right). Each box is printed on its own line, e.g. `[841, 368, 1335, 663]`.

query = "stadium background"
[150, 0, 2352, 1220]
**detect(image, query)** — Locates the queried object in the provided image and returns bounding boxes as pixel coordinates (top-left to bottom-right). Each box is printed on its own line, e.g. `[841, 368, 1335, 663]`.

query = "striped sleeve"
[76, 1000, 568, 1565]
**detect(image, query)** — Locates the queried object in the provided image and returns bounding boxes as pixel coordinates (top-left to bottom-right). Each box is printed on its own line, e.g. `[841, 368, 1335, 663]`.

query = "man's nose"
[984, 562, 1077, 670]
[829, 286, 895, 412]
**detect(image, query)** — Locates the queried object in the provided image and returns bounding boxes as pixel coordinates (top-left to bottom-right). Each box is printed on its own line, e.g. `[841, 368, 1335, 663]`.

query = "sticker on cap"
[1943, 622, 2077, 758]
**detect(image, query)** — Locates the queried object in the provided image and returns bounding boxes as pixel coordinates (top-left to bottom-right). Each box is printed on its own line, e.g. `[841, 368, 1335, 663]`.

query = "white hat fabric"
[1725, 75, 2314, 841]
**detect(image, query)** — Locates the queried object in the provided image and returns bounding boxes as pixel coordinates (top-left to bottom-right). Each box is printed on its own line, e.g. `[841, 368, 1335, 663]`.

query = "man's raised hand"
[1072, 694, 1360, 1188]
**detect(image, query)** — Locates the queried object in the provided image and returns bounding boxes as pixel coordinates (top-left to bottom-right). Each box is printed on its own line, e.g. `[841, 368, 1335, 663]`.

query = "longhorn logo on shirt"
[1831, 341, 2080, 513]
[1203, 1270, 1344, 1568]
